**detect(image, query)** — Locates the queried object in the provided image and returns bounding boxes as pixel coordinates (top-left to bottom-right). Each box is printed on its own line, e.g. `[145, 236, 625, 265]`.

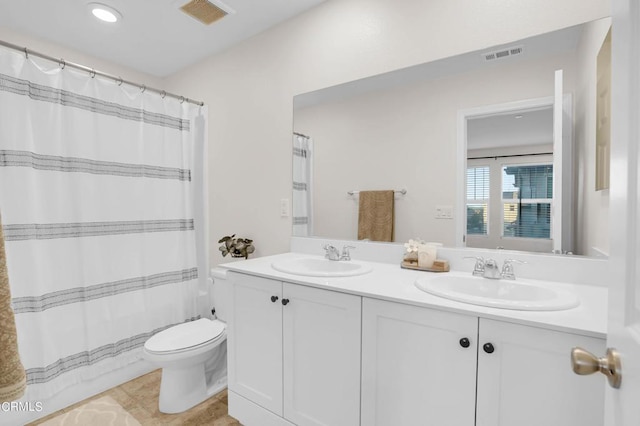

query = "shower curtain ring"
[160, 90, 166, 99]
[140, 85, 146, 93]
[59, 58, 66, 69]
[23, 47, 28, 59]
[116, 77, 123, 86]
[90, 69, 96, 78]
[179, 96, 185, 104]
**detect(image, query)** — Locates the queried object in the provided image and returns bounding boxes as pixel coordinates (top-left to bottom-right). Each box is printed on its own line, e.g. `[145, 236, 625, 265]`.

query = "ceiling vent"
[482, 45, 524, 62]
[180, 0, 234, 25]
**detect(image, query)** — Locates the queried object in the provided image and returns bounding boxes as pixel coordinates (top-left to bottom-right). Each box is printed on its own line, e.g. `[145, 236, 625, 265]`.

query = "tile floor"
[28, 370, 240, 426]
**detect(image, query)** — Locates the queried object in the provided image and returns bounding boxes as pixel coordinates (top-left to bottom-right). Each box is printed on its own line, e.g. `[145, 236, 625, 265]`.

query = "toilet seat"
[144, 318, 226, 355]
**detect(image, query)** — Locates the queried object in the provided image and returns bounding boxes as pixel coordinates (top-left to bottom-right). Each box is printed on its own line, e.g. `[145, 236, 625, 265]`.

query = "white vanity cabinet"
[227, 272, 362, 426]
[475, 318, 605, 426]
[361, 298, 479, 426]
[361, 298, 605, 426]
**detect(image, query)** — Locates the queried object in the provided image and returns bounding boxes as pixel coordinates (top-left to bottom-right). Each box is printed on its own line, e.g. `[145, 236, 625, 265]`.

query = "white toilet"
[143, 268, 230, 414]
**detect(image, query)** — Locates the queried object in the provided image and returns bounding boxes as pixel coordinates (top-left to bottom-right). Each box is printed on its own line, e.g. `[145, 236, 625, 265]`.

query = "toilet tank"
[210, 268, 230, 322]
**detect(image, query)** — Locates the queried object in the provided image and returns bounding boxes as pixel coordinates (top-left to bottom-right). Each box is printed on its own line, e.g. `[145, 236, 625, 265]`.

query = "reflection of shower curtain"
[0, 47, 208, 400]
[292, 134, 313, 236]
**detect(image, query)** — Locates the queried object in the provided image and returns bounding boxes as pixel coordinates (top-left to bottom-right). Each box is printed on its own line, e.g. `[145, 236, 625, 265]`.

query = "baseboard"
[228, 390, 294, 426]
[0, 360, 155, 426]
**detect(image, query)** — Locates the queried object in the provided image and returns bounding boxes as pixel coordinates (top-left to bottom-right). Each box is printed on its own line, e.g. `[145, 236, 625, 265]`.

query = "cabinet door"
[476, 318, 605, 426]
[282, 283, 361, 426]
[228, 273, 283, 415]
[361, 298, 478, 426]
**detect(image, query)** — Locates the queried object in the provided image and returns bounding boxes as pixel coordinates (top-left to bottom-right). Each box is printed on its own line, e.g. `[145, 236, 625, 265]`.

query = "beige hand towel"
[0, 212, 26, 402]
[357, 190, 395, 242]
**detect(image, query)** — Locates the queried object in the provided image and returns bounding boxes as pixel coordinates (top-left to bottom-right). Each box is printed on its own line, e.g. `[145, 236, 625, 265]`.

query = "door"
[282, 283, 361, 426]
[552, 69, 574, 254]
[227, 273, 283, 415]
[603, 0, 640, 424]
[476, 319, 605, 426]
[552, 70, 563, 253]
[360, 298, 477, 426]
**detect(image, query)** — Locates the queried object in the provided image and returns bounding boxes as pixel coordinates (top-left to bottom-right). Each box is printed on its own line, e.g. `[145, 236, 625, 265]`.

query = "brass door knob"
[571, 347, 621, 389]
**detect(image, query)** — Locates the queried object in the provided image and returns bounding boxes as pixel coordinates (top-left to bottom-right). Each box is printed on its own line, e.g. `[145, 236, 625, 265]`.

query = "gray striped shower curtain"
[292, 134, 313, 236]
[0, 47, 208, 400]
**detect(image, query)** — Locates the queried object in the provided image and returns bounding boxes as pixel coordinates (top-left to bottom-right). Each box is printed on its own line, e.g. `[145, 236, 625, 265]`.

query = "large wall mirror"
[293, 17, 611, 257]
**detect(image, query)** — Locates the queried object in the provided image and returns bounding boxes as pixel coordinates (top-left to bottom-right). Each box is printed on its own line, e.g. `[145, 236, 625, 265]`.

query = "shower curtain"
[292, 134, 313, 236]
[0, 47, 208, 400]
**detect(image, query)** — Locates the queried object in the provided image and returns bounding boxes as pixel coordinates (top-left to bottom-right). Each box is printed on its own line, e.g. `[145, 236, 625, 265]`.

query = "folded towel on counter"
[0, 212, 26, 402]
[357, 190, 395, 242]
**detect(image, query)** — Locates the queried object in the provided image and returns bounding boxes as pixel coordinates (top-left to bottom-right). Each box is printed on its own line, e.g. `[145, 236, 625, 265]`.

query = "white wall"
[164, 0, 609, 265]
[295, 52, 577, 245]
[574, 18, 612, 257]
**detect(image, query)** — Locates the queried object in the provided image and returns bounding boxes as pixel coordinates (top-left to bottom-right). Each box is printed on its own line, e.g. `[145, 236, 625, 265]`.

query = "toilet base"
[159, 363, 216, 413]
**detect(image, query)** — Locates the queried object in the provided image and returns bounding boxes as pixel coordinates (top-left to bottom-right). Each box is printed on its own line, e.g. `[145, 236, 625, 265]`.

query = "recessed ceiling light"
[88, 3, 122, 23]
[514, 115, 524, 119]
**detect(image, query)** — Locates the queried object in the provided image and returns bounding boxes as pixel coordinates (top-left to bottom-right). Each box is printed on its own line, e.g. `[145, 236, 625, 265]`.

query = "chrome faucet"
[323, 244, 341, 261]
[323, 244, 356, 261]
[340, 245, 356, 261]
[465, 256, 523, 280]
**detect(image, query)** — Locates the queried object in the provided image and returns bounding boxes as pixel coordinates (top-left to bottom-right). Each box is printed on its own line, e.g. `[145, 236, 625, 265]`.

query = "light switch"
[280, 198, 290, 217]
[435, 205, 454, 219]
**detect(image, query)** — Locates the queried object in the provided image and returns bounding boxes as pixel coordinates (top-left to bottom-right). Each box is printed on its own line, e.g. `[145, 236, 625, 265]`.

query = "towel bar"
[347, 189, 407, 196]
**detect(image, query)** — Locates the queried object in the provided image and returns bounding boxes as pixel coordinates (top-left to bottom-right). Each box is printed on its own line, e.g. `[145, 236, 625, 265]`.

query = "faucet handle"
[501, 259, 526, 280]
[341, 245, 356, 260]
[322, 244, 343, 260]
[464, 256, 485, 276]
[463, 256, 484, 261]
[322, 244, 337, 258]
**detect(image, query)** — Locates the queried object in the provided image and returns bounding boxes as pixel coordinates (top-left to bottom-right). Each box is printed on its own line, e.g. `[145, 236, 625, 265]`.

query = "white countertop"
[220, 252, 608, 339]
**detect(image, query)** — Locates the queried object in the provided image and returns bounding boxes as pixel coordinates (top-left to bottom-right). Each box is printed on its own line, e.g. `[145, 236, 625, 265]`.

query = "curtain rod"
[467, 152, 553, 160]
[0, 39, 204, 107]
[294, 132, 310, 139]
[348, 189, 407, 196]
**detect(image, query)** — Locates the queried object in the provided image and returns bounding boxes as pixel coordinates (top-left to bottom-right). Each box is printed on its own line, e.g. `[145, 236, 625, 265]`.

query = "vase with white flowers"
[403, 238, 425, 265]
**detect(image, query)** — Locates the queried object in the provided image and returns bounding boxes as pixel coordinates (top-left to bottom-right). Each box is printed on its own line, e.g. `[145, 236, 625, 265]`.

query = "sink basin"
[271, 257, 373, 277]
[414, 275, 579, 311]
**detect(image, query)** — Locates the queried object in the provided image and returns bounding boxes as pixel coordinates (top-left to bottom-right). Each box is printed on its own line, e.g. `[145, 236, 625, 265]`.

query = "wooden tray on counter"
[400, 260, 450, 273]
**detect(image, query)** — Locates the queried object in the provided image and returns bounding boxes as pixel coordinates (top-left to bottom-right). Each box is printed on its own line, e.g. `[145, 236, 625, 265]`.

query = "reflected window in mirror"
[466, 166, 490, 236]
[466, 155, 553, 253]
[502, 163, 553, 239]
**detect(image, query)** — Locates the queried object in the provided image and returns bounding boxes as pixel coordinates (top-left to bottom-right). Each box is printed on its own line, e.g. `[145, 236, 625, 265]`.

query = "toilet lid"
[145, 318, 225, 353]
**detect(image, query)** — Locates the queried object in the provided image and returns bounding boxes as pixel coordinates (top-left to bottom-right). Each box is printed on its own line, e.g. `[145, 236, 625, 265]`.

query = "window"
[466, 156, 554, 253]
[502, 164, 553, 239]
[466, 166, 489, 235]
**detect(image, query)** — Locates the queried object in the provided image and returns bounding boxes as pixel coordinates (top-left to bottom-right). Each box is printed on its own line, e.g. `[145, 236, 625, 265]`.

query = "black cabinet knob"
[483, 343, 495, 354]
[459, 338, 470, 348]
[282, 298, 290, 306]
[270, 296, 279, 303]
